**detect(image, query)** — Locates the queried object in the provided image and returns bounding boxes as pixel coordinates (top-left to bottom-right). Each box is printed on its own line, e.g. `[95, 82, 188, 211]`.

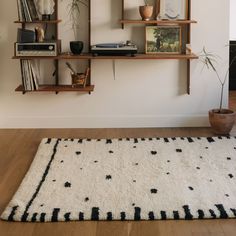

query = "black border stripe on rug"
[20, 139, 60, 222]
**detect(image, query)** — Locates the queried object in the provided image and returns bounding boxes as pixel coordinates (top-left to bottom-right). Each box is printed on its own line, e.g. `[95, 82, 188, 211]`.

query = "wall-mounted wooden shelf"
[119, 19, 197, 25]
[87, 53, 198, 60]
[14, 0, 196, 95]
[14, 20, 62, 24]
[13, 53, 198, 60]
[15, 85, 94, 94]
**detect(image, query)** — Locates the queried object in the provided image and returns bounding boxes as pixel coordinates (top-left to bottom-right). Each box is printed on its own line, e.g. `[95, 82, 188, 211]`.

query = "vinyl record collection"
[20, 60, 39, 91]
[17, 0, 39, 21]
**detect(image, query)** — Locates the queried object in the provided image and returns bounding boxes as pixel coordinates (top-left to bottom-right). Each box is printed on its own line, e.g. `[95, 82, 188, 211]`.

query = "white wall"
[0, 0, 230, 128]
[230, 0, 236, 40]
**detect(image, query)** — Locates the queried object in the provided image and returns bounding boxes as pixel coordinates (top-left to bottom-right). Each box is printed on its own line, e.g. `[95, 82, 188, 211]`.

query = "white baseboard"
[0, 115, 210, 128]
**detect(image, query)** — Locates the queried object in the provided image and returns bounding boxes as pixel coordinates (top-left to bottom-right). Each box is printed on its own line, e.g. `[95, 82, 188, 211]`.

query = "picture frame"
[159, 0, 188, 20]
[145, 26, 182, 54]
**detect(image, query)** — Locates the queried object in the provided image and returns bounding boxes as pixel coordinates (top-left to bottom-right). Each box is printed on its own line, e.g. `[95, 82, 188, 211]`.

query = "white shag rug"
[1, 137, 236, 222]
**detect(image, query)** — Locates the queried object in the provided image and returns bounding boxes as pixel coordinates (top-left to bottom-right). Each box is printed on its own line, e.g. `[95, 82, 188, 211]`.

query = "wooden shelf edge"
[14, 20, 62, 24]
[13, 53, 199, 60]
[12, 56, 58, 59]
[87, 53, 199, 60]
[119, 19, 197, 24]
[15, 85, 95, 93]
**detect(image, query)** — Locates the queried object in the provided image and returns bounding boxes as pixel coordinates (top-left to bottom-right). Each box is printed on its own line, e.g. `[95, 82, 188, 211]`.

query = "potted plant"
[200, 47, 236, 135]
[63, 0, 88, 55]
[139, 0, 154, 21]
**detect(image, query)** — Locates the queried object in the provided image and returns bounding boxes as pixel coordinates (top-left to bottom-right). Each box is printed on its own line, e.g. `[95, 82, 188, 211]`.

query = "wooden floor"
[0, 93, 236, 236]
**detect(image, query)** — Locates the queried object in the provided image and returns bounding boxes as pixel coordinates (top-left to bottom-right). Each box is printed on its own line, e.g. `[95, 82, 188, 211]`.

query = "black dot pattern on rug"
[196, 167, 200, 170]
[85, 197, 89, 202]
[210, 179, 213, 182]
[151, 151, 157, 155]
[166, 172, 170, 175]
[60, 160, 64, 163]
[53, 179, 56, 182]
[106, 175, 112, 180]
[133, 180, 136, 183]
[40, 204, 44, 207]
[106, 139, 112, 144]
[176, 149, 182, 153]
[133, 146, 137, 148]
[64, 182, 71, 188]
[205, 147, 209, 149]
[64, 145, 68, 147]
[227, 157, 231, 160]
[109, 150, 114, 154]
[151, 189, 158, 194]
[229, 174, 234, 179]
[200, 156, 203, 159]
[188, 186, 194, 191]
[132, 203, 135, 206]
[80, 168, 83, 170]
[167, 160, 171, 163]
[94, 161, 98, 163]
[225, 194, 229, 197]
[135, 163, 139, 166]
[76, 151, 81, 155]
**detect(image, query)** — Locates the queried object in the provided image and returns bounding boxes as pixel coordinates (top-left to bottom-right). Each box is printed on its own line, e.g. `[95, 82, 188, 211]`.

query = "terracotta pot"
[139, 5, 153, 21]
[209, 109, 236, 135]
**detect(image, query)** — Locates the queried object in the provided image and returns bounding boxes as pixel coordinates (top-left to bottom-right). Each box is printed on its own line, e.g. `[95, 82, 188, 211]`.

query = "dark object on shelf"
[17, 28, 35, 43]
[229, 41, 236, 90]
[91, 43, 138, 56]
[70, 41, 84, 55]
[42, 14, 51, 21]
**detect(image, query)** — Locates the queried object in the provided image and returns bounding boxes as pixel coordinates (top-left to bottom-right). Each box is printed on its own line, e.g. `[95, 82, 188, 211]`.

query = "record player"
[91, 41, 138, 56]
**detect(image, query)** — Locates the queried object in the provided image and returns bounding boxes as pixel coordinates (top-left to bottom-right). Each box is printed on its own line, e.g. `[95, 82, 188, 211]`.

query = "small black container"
[70, 41, 84, 55]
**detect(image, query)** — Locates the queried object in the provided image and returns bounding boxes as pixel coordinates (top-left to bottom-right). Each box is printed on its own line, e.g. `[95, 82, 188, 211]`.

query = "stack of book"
[17, 0, 39, 21]
[20, 60, 39, 91]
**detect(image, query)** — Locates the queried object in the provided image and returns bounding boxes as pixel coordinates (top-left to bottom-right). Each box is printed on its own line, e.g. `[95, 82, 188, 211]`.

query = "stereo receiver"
[15, 41, 61, 57]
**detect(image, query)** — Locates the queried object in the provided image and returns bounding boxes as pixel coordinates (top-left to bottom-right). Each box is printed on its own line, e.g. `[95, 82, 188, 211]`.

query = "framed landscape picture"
[146, 26, 181, 54]
[159, 0, 188, 20]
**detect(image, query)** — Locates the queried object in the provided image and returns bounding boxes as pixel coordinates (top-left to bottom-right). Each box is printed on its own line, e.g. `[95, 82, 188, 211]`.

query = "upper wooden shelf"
[14, 20, 62, 24]
[119, 19, 197, 25]
[13, 53, 198, 60]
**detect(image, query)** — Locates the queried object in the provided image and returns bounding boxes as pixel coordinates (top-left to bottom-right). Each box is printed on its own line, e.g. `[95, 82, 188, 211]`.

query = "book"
[20, 60, 40, 91]
[26, 0, 39, 21]
[30, 61, 39, 90]
[19, 0, 26, 21]
[20, 60, 26, 90]
[26, 60, 33, 90]
[21, 0, 32, 21]
[16, 0, 23, 21]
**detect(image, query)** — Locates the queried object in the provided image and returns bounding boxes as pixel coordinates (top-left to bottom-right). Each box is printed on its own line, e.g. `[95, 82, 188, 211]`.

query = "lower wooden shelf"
[15, 85, 95, 94]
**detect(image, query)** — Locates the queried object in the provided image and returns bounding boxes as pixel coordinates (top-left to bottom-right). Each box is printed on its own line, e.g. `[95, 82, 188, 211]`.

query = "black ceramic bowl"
[70, 41, 84, 55]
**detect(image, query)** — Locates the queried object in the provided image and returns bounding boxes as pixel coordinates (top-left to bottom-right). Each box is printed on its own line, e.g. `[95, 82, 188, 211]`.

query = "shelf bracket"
[112, 60, 116, 80]
[187, 59, 190, 95]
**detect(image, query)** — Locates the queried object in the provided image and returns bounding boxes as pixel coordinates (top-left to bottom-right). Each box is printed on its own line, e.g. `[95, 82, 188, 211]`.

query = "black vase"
[70, 41, 84, 55]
